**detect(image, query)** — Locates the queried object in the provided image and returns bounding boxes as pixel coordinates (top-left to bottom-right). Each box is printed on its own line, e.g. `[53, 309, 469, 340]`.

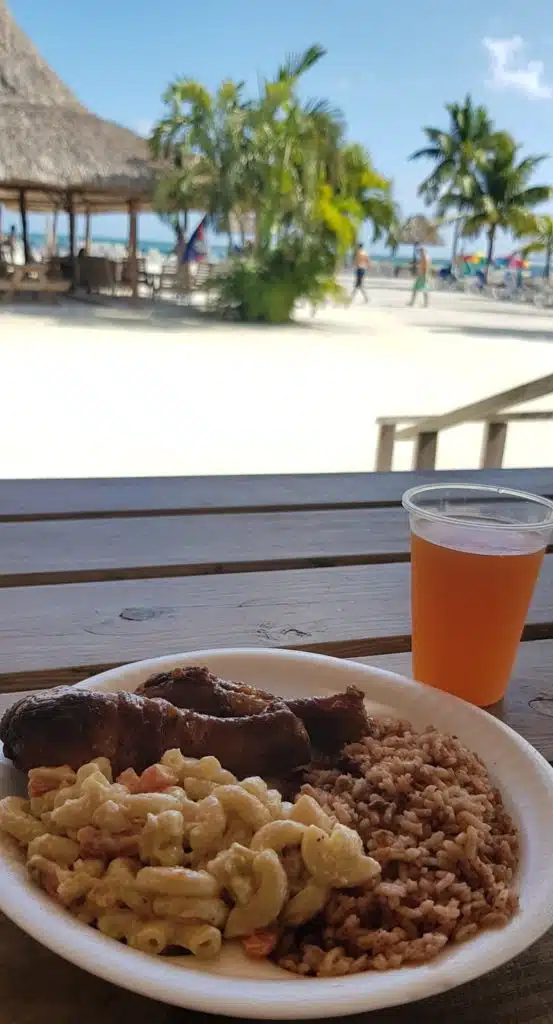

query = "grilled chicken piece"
[137, 666, 370, 752]
[0, 687, 311, 778]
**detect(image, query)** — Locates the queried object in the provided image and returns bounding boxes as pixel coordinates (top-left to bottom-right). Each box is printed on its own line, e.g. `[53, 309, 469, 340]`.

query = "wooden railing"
[376, 372, 553, 471]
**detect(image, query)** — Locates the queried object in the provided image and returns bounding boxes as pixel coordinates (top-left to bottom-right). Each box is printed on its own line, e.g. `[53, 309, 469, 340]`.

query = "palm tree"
[459, 137, 551, 277]
[385, 219, 401, 258]
[334, 144, 395, 241]
[522, 214, 553, 278]
[151, 78, 249, 250]
[151, 163, 205, 248]
[152, 45, 390, 320]
[410, 95, 499, 261]
[242, 46, 348, 249]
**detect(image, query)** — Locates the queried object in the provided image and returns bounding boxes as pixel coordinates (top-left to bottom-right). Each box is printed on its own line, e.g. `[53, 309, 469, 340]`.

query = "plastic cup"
[402, 483, 553, 706]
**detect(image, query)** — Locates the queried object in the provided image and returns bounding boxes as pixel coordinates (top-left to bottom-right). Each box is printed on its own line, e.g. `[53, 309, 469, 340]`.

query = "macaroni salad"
[0, 750, 381, 960]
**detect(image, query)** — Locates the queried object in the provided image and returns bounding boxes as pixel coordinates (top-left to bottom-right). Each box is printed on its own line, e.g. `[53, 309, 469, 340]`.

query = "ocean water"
[27, 232, 226, 260]
[25, 232, 546, 275]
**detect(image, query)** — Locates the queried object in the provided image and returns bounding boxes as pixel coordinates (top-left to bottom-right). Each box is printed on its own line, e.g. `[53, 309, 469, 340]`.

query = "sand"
[0, 278, 552, 478]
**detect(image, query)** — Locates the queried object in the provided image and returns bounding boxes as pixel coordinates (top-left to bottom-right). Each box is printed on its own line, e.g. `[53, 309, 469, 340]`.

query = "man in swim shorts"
[350, 243, 371, 303]
[409, 245, 431, 307]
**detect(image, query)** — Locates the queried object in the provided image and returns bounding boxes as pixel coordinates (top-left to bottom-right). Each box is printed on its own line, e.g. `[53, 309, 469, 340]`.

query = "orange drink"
[402, 484, 553, 706]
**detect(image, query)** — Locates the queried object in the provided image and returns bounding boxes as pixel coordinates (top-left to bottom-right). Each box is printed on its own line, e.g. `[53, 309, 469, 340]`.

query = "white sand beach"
[1, 278, 552, 479]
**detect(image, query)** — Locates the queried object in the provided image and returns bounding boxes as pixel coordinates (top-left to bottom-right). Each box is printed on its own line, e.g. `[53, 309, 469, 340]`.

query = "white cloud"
[483, 36, 553, 99]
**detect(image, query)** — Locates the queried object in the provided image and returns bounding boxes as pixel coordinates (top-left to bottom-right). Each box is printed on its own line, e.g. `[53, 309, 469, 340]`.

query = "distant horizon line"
[21, 231, 544, 263]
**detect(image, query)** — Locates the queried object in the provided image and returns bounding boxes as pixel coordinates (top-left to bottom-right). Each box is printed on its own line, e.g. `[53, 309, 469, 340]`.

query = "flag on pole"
[182, 215, 209, 263]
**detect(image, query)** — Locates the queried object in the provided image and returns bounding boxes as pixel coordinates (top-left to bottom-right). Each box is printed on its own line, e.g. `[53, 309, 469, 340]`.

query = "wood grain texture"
[1, 468, 552, 519]
[1, 640, 552, 760]
[3, 500, 546, 588]
[0, 507, 414, 586]
[1, 557, 553, 690]
[0, 908, 551, 1024]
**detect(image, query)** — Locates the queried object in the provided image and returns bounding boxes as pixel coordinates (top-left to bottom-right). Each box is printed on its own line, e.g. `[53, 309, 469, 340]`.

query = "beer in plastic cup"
[402, 483, 553, 706]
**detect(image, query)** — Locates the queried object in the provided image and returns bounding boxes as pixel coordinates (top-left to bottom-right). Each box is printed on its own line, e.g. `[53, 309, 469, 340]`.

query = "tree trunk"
[254, 211, 262, 252]
[451, 218, 461, 264]
[226, 215, 233, 256]
[19, 188, 30, 263]
[546, 242, 552, 280]
[485, 225, 496, 282]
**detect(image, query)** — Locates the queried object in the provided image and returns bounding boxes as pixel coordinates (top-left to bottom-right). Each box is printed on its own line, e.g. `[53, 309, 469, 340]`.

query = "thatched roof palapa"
[0, 0, 157, 212]
[400, 216, 444, 247]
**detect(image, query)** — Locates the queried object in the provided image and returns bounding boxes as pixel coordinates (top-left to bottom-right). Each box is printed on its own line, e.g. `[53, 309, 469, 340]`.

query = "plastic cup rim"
[401, 482, 553, 532]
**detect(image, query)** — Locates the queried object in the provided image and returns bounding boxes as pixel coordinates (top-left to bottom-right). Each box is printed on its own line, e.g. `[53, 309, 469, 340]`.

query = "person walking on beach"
[350, 243, 371, 303]
[409, 245, 431, 307]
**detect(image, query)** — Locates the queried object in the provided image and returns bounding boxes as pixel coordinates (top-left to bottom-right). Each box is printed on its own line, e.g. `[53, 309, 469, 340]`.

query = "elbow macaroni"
[0, 747, 380, 961]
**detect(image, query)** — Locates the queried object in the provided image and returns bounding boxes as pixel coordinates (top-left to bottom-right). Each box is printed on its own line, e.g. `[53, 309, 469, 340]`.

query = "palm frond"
[512, 185, 552, 207]
[514, 155, 549, 180]
[277, 44, 326, 83]
[410, 146, 442, 161]
[461, 214, 489, 238]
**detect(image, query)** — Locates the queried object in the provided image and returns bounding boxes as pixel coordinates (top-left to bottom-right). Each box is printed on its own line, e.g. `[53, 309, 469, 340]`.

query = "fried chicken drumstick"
[0, 687, 311, 778]
[137, 666, 370, 753]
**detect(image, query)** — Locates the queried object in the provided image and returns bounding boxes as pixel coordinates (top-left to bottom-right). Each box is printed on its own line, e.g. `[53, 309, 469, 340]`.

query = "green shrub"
[215, 240, 342, 323]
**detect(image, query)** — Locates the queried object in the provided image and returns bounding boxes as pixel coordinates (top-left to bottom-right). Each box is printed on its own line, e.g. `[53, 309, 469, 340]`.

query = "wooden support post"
[52, 209, 58, 256]
[413, 431, 438, 470]
[375, 423, 396, 471]
[128, 200, 138, 301]
[46, 211, 58, 257]
[84, 210, 91, 253]
[19, 188, 30, 263]
[67, 192, 76, 288]
[480, 421, 508, 469]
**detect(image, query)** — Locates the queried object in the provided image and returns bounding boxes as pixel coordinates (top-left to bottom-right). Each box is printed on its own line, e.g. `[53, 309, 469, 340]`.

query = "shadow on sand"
[429, 302, 553, 320]
[0, 295, 373, 336]
[0, 296, 228, 333]
[425, 322, 553, 344]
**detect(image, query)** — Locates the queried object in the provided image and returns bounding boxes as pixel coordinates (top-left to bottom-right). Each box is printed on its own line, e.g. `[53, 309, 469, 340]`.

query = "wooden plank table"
[1, 467, 552, 1024]
[0, 262, 70, 301]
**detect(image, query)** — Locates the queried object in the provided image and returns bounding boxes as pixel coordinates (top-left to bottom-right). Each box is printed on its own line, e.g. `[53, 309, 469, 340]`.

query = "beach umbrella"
[399, 215, 444, 247]
[399, 215, 444, 271]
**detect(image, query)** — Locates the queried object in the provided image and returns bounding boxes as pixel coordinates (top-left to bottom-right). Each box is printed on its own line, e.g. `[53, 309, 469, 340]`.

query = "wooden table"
[1, 467, 553, 1024]
[0, 262, 71, 301]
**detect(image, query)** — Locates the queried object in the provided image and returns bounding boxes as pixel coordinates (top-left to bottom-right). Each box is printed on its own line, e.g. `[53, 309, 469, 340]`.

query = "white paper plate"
[1, 647, 553, 1018]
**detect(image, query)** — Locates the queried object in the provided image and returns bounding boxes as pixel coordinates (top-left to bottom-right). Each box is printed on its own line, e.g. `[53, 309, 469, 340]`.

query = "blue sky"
[9, 0, 553, 249]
